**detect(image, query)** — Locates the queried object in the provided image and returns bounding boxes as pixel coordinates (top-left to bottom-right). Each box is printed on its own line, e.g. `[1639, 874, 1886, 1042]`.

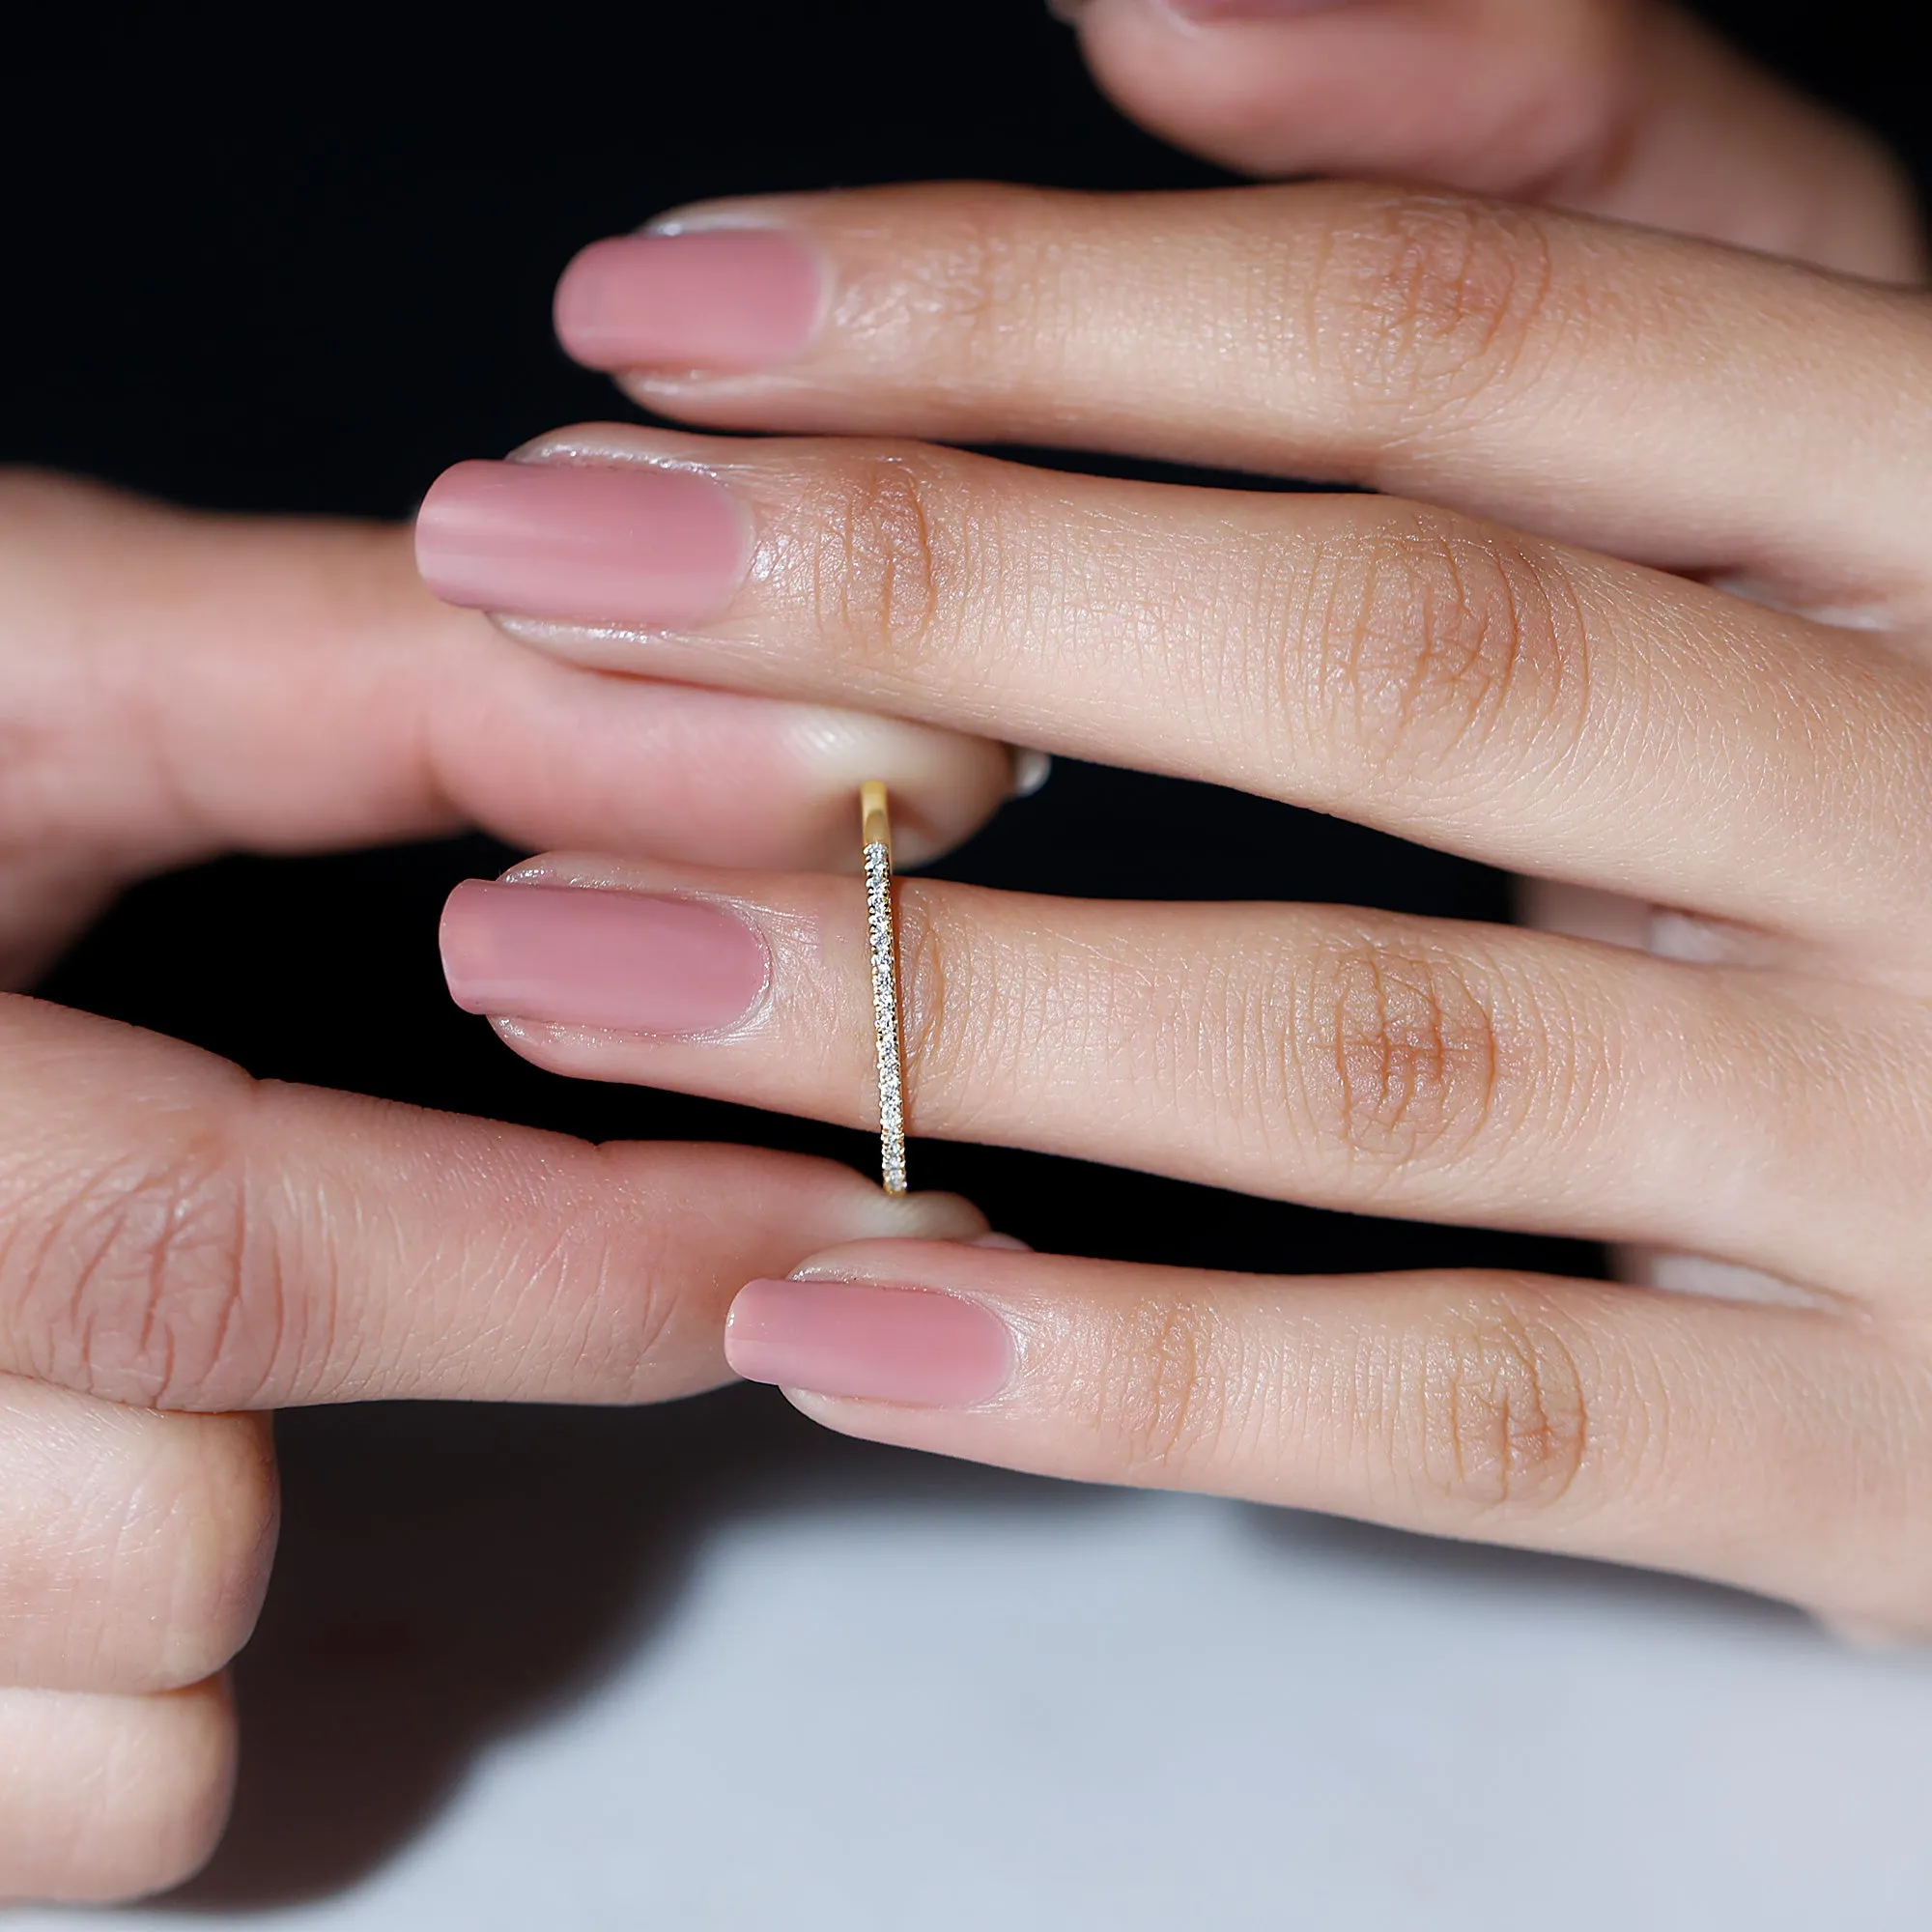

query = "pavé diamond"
[865, 837, 908, 1194]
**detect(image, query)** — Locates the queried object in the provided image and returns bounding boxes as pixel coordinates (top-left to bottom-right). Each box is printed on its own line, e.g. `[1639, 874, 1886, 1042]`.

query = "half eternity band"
[861, 781, 909, 1195]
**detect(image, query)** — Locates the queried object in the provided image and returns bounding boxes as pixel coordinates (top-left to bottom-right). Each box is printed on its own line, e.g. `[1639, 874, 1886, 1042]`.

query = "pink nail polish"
[726, 1278, 1014, 1406]
[414, 459, 748, 627]
[440, 881, 768, 1035]
[554, 229, 826, 374]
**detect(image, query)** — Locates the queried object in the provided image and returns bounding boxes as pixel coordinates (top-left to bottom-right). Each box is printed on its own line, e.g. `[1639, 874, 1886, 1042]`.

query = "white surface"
[20, 1480, 1932, 1930]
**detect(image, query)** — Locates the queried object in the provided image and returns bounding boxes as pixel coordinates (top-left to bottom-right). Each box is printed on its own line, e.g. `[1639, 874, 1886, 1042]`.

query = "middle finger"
[417, 431, 1932, 963]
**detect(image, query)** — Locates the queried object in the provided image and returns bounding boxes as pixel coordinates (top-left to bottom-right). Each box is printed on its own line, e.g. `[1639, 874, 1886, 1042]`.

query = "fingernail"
[554, 228, 827, 374]
[1009, 749, 1053, 799]
[970, 1233, 1033, 1251]
[726, 1278, 1014, 1406]
[414, 459, 748, 627]
[440, 881, 769, 1035]
[1160, 0, 1351, 18]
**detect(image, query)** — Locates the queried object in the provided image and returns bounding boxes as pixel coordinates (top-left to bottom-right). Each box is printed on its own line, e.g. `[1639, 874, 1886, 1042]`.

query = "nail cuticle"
[641, 208, 798, 237]
[502, 438, 732, 481]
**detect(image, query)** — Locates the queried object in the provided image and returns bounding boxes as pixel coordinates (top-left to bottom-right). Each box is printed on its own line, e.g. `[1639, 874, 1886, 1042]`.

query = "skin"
[457, 11, 1932, 1642]
[0, 485, 997, 1901]
[2, 0, 1921, 1904]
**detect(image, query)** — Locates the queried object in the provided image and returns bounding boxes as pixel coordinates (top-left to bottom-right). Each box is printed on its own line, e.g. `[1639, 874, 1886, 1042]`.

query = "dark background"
[4, 2, 1917, 1907]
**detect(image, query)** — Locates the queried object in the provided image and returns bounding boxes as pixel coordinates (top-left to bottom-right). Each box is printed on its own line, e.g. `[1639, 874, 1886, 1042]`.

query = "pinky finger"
[0, 1678, 235, 1905]
[725, 1243, 1927, 1623]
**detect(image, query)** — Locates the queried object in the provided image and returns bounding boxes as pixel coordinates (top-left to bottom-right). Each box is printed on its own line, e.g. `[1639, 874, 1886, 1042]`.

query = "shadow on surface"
[167, 1382, 1806, 1911]
[164, 1388, 1085, 1910]
[1239, 1503, 1812, 1634]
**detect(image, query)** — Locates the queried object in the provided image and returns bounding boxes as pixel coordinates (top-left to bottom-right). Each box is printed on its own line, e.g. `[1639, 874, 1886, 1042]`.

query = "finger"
[416, 435, 1932, 956]
[0, 1379, 274, 1692]
[0, 1677, 234, 1904]
[0, 469, 1010, 978]
[721, 1240, 1927, 1625]
[443, 864, 1932, 1305]
[1062, 0, 1924, 279]
[549, 184, 1932, 613]
[0, 992, 986, 1410]
[1517, 877, 1841, 1312]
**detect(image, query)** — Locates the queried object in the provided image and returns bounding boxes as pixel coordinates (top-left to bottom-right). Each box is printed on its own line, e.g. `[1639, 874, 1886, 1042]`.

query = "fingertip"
[1008, 748, 1053, 800]
[844, 1188, 994, 1244]
[437, 877, 498, 1015]
[0, 1679, 238, 1904]
[774, 707, 1015, 869]
[1070, 0, 1579, 189]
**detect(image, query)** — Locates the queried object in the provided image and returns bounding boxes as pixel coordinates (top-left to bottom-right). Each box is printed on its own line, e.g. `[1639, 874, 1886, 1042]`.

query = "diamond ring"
[861, 781, 908, 1195]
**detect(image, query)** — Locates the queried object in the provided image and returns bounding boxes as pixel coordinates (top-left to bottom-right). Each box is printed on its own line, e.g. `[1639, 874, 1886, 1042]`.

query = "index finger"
[554, 183, 1932, 616]
[0, 994, 983, 1410]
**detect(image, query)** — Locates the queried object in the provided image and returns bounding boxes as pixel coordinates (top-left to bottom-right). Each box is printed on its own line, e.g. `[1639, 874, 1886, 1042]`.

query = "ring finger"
[440, 859, 1932, 1305]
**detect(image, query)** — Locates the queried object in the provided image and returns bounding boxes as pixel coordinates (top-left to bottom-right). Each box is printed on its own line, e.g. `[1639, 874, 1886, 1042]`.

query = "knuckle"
[1404, 1297, 1593, 1514]
[1283, 934, 1547, 1177]
[793, 447, 961, 671]
[4, 1099, 295, 1410]
[1299, 517, 1592, 783]
[1312, 190, 1567, 417]
[1099, 1293, 1230, 1477]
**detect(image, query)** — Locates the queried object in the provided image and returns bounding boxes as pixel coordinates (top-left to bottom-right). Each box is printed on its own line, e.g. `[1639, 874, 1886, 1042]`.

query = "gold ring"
[861, 781, 908, 1195]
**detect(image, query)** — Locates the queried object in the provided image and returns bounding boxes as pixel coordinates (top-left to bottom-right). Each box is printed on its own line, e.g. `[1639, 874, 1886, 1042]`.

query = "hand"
[419, 59, 1932, 1621]
[0, 474, 996, 1904]
[1056, 0, 1924, 281]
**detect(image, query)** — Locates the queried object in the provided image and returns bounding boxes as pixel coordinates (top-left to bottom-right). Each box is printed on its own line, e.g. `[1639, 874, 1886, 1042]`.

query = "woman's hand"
[0, 470, 1015, 985]
[1056, 0, 1924, 281]
[422, 145, 1932, 1623]
[0, 475, 999, 1904]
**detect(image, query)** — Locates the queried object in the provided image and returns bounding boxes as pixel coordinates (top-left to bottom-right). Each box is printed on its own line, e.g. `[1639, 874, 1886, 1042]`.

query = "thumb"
[0, 469, 1011, 982]
[1060, 0, 1924, 280]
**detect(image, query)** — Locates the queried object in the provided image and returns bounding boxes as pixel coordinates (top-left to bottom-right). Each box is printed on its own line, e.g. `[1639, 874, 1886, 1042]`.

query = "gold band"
[861, 781, 908, 1194]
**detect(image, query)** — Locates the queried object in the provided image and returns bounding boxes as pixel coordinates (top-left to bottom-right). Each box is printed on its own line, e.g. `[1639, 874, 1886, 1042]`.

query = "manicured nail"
[1161, 0, 1351, 17]
[554, 228, 827, 375]
[414, 459, 748, 627]
[726, 1278, 1014, 1406]
[440, 881, 768, 1035]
